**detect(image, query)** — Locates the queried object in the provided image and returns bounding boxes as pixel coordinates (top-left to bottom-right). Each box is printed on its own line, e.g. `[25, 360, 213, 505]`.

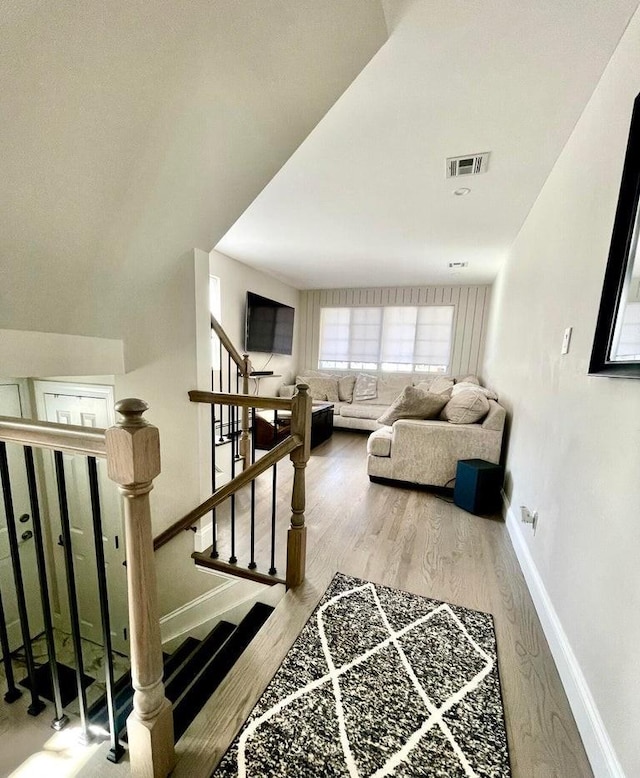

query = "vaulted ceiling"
[217, 0, 640, 289]
[1, 1, 387, 337]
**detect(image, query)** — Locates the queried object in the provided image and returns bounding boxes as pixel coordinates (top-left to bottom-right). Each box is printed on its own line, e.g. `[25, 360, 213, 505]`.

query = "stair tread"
[172, 602, 275, 741]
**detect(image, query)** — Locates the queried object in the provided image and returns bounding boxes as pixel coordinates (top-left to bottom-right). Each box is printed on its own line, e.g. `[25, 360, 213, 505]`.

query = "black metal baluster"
[226, 354, 232, 440]
[229, 405, 237, 564]
[0, 587, 21, 702]
[54, 450, 92, 744]
[249, 479, 256, 573]
[23, 446, 68, 729]
[269, 462, 277, 576]
[249, 406, 257, 568]
[218, 343, 224, 443]
[0, 442, 45, 715]
[87, 458, 124, 762]
[210, 404, 219, 559]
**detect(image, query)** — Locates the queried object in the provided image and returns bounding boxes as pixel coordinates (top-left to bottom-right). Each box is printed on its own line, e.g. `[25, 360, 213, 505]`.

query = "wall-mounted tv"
[245, 292, 295, 355]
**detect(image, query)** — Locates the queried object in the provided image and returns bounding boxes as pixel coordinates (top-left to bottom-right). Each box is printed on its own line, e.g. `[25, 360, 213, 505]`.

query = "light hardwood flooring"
[172, 430, 593, 778]
[21, 429, 591, 777]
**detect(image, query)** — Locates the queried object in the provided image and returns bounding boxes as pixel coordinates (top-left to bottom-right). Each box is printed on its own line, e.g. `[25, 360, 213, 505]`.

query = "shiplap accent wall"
[297, 285, 492, 377]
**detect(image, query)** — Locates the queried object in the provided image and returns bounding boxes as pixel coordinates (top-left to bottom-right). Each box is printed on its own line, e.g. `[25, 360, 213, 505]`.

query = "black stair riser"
[164, 621, 235, 702]
[172, 602, 274, 740]
[88, 635, 202, 729]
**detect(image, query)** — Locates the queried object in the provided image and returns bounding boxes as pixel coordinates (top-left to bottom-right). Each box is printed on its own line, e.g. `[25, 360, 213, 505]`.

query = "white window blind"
[319, 305, 454, 372]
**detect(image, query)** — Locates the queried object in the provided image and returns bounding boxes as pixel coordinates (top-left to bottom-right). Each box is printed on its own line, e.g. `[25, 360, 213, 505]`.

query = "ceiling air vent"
[446, 152, 490, 178]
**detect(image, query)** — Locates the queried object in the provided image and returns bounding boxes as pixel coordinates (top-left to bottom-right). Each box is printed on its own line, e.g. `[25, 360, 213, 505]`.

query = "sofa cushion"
[353, 373, 378, 401]
[296, 375, 340, 403]
[458, 374, 481, 385]
[441, 390, 490, 424]
[377, 386, 448, 426]
[340, 403, 388, 420]
[367, 427, 393, 457]
[374, 375, 414, 405]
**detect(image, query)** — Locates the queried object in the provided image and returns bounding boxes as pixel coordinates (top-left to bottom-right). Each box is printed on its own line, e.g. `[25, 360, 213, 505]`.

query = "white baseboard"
[503, 498, 625, 778]
[159, 571, 285, 648]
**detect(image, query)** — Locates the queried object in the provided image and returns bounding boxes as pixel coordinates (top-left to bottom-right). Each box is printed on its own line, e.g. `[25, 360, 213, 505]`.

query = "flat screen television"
[245, 292, 295, 355]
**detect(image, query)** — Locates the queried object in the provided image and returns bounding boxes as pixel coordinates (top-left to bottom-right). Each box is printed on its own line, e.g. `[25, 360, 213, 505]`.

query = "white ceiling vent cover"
[446, 152, 490, 178]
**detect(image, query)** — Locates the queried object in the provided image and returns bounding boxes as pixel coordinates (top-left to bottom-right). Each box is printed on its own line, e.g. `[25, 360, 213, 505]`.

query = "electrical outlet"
[520, 506, 538, 532]
[561, 327, 572, 355]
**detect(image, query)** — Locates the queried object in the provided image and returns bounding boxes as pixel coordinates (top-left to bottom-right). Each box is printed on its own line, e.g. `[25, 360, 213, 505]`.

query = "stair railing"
[210, 313, 251, 469]
[0, 399, 175, 778]
[153, 385, 312, 589]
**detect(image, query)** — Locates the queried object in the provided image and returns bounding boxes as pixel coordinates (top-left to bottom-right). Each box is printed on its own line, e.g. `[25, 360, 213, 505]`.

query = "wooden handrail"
[0, 416, 107, 457]
[211, 314, 246, 371]
[153, 434, 301, 551]
[188, 390, 294, 412]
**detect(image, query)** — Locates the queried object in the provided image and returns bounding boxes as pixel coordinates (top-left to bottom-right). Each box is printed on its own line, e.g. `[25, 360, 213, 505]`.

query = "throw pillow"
[337, 374, 356, 402]
[377, 386, 448, 425]
[451, 381, 498, 400]
[424, 376, 454, 395]
[441, 390, 490, 424]
[458, 374, 481, 385]
[296, 376, 340, 403]
[353, 373, 378, 402]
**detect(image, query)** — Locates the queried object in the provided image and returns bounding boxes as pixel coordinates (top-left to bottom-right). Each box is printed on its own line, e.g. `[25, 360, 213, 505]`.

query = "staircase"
[88, 602, 274, 744]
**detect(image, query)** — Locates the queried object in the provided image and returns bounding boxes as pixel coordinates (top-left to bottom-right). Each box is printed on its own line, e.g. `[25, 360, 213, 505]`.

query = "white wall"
[210, 249, 300, 389]
[0, 330, 124, 378]
[483, 10, 640, 777]
[299, 285, 491, 377]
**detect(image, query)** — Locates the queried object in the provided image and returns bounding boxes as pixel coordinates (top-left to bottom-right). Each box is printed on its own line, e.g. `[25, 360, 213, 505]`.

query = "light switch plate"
[561, 327, 572, 355]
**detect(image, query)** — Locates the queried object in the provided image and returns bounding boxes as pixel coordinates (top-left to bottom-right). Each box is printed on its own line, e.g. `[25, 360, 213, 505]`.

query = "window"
[319, 305, 454, 373]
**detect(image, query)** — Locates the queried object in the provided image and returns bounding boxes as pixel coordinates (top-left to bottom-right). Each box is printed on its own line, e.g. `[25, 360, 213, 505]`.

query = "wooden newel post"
[287, 384, 312, 589]
[105, 399, 175, 778]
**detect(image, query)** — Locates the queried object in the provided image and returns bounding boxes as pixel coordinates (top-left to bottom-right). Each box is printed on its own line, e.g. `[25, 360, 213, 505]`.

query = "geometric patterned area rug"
[212, 572, 511, 777]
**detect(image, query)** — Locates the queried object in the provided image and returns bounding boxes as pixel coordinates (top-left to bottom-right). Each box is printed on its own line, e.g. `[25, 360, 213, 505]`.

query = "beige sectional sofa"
[280, 369, 506, 489]
[367, 399, 505, 488]
[281, 371, 421, 431]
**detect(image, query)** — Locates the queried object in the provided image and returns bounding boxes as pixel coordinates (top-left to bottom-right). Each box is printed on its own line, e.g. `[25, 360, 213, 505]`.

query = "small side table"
[453, 459, 504, 516]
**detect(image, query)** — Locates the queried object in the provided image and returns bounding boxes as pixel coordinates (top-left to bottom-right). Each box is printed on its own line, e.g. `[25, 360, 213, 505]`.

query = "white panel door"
[39, 388, 129, 655]
[0, 383, 44, 650]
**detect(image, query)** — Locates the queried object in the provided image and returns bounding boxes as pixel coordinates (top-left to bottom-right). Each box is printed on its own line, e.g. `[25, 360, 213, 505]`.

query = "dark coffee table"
[253, 402, 334, 451]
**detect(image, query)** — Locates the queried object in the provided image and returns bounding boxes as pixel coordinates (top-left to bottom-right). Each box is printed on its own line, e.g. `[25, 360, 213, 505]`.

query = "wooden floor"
[168, 430, 593, 778]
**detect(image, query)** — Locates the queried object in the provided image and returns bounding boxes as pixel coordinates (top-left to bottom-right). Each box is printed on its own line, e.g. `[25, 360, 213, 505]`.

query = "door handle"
[21, 530, 33, 541]
[19, 513, 30, 523]
[58, 534, 64, 547]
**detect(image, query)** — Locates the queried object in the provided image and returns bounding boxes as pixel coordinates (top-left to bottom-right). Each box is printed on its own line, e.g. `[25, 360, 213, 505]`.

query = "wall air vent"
[448, 261, 468, 271]
[446, 152, 490, 178]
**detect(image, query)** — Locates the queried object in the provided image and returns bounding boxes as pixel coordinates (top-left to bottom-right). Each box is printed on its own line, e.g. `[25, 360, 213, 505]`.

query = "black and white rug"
[213, 572, 511, 777]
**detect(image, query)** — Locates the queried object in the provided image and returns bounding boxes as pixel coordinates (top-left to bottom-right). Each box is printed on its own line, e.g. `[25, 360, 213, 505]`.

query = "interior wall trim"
[503, 498, 625, 778]
[298, 284, 491, 377]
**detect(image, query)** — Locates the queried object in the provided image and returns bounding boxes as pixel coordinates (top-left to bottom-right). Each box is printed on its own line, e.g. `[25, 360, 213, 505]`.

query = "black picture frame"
[589, 91, 640, 378]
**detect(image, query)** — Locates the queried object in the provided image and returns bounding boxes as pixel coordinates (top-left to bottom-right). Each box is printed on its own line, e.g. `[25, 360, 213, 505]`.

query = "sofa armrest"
[368, 417, 504, 487]
[481, 399, 506, 432]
